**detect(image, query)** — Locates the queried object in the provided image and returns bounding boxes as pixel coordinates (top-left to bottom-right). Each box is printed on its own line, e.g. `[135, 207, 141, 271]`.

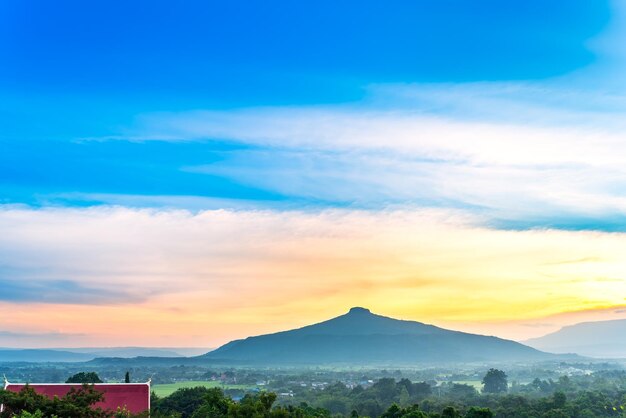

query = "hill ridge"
[524, 318, 626, 358]
[203, 307, 553, 364]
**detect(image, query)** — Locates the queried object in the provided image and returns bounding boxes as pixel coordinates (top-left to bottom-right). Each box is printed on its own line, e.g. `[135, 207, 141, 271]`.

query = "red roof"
[4, 383, 150, 414]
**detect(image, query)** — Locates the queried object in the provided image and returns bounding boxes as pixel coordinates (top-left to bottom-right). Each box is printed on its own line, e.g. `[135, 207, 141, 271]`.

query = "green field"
[151, 381, 256, 397]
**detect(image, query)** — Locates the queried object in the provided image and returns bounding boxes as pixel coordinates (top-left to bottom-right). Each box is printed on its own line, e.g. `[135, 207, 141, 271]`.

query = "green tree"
[319, 397, 349, 415]
[190, 388, 232, 418]
[354, 399, 383, 418]
[154, 386, 209, 418]
[465, 406, 493, 418]
[373, 378, 399, 404]
[448, 384, 478, 399]
[125, 372, 131, 384]
[398, 386, 410, 406]
[409, 382, 432, 400]
[552, 391, 567, 409]
[0, 384, 110, 418]
[381, 404, 428, 418]
[66, 372, 103, 384]
[11, 412, 46, 418]
[481, 369, 507, 394]
[227, 392, 278, 417]
[441, 406, 460, 418]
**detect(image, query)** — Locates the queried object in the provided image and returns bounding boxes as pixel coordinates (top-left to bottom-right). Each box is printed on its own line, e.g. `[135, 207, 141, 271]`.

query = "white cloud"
[88, 81, 626, 224]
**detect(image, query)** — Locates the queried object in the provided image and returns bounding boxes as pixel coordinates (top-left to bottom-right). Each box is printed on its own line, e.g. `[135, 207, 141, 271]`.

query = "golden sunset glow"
[5, 1, 626, 360]
[1, 206, 625, 347]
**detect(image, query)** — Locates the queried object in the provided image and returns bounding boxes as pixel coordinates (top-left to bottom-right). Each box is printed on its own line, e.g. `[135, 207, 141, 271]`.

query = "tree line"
[3, 369, 626, 417]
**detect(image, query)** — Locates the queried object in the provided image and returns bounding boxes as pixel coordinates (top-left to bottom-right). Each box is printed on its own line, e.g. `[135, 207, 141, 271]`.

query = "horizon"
[2, 0, 626, 349]
[0, 306, 618, 351]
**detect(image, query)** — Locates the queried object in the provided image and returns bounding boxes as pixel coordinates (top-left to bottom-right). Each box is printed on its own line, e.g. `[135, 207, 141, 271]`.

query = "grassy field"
[151, 381, 256, 397]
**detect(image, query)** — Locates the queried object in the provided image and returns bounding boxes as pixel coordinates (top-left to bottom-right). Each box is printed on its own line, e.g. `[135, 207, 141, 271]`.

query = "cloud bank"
[83, 83, 626, 231]
[1, 205, 625, 346]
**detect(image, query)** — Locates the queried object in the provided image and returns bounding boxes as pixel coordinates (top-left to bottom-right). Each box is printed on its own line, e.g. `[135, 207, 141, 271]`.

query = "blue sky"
[1, 0, 610, 101]
[3, 0, 626, 346]
[1, 0, 623, 226]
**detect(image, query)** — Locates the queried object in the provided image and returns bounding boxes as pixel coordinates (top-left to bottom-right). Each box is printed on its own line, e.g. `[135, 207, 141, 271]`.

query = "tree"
[481, 369, 508, 394]
[0, 387, 49, 418]
[373, 378, 398, 404]
[465, 406, 493, 418]
[441, 406, 460, 418]
[381, 404, 427, 418]
[0, 384, 110, 418]
[190, 388, 232, 418]
[410, 382, 432, 400]
[125, 372, 131, 384]
[398, 386, 410, 406]
[154, 386, 209, 418]
[12, 412, 45, 418]
[319, 397, 350, 415]
[552, 391, 567, 409]
[354, 399, 383, 418]
[66, 372, 103, 384]
[448, 384, 478, 399]
[228, 392, 279, 417]
[380, 404, 403, 418]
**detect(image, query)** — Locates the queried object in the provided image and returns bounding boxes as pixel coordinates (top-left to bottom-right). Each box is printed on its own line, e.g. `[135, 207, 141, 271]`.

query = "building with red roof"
[2, 378, 150, 415]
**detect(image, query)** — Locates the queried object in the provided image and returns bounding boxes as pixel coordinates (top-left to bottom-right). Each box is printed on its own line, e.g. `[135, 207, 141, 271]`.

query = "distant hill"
[202, 307, 553, 364]
[0, 349, 93, 363]
[0, 347, 211, 363]
[523, 319, 626, 358]
[53, 347, 190, 358]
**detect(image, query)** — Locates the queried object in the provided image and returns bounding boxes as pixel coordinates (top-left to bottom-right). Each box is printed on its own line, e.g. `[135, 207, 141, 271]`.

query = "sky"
[2, 0, 626, 348]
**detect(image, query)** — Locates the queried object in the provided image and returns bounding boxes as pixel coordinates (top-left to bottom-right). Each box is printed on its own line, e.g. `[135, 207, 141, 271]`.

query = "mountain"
[53, 347, 186, 358]
[524, 319, 626, 358]
[202, 307, 553, 364]
[0, 347, 211, 363]
[0, 349, 93, 363]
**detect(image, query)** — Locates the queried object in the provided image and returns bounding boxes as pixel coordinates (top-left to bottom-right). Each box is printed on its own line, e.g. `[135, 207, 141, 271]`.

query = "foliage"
[0, 385, 151, 418]
[446, 384, 478, 400]
[464, 407, 493, 418]
[441, 406, 460, 418]
[481, 369, 508, 394]
[11, 412, 46, 418]
[151, 387, 332, 418]
[152, 386, 210, 418]
[380, 403, 428, 418]
[0, 385, 107, 418]
[65, 372, 104, 384]
[5, 365, 626, 417]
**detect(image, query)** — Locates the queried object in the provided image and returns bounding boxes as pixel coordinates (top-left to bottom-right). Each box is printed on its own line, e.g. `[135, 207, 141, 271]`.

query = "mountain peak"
[348, 307, 371, 314]
[205, 307, 551, 364]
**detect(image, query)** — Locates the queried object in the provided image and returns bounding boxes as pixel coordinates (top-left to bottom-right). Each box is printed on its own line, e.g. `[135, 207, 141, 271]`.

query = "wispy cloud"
[0, 277, 142, 305]
[0, 330, 85, 340]
[88, 83, 626, 230]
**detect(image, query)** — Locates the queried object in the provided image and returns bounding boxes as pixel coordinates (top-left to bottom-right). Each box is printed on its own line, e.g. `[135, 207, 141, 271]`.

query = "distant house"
[2, 379, 150, 415]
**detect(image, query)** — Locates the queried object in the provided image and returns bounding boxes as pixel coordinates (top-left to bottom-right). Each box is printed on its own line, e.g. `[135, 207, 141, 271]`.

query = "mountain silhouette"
[524, 318, 626, 358]
[202, 307, 553, 364]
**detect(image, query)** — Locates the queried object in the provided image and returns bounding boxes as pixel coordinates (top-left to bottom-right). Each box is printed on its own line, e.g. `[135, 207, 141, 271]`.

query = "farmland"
[151, 380, 257, 397]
